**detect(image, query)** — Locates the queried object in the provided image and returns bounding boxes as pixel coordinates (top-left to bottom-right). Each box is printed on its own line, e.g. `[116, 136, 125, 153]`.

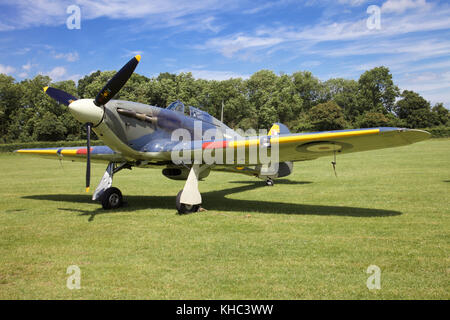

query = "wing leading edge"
[15, 146, 124, 163]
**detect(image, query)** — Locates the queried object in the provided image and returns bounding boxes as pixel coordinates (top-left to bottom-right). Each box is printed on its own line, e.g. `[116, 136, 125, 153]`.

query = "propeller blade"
[86, 123, 92, 192]
[43, 87, 78, 106]
[94, 55, 141, 106]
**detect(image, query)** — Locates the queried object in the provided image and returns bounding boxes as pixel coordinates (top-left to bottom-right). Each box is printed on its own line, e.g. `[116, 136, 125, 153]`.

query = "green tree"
[77, 70, 101, 98]
[355, 111, 391, 128]
[196, 78, 255, 129]
[246, 70, 279, 129]
[431, 103, 449, 126]
[394, 90, 434, 128]
[9, 75, 52, 141]
[308, 101, 347, 131]
[271, 74, 303, 127]
[33, 111, 67, 141]
[323, 78, 360, 122]
[358, 66, 399, 113]
[0, 74, 22, 143]
[292, 71, 322, 111]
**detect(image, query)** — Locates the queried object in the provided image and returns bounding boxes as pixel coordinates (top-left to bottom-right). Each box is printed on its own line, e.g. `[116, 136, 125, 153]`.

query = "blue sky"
[0, 0, 449, 107]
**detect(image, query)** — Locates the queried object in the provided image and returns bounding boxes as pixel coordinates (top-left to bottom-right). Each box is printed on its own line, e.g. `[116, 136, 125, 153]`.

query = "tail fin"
[269, 122, 290, 136]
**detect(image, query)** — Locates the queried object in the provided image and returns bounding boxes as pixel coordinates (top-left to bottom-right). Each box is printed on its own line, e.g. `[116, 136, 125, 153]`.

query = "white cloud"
[337, 0, 369, 6]
[243, 2, 277, 14]
[242, 1, 296, 15]
[399, 71, 450, 92]
[0, 0, 67, 30]
[22, 63, 32, 71]
[300, 60, 322, 68]
[15, 47, 31, 55]
[0, 0, 229, 31]
[177, 68, 250, 80]
[121, 50, 144, 59]
[305, 0, 369, 7]
[381, 0, 429, 14]
[45, 66, 67, 80]
[200, 1, 449, 59]
[53, 51, 79, 62]
[0, 64, 16, 75]
[41, 66, 82, 82]
[201, 34, 284, 58]
[317, 38, 450, 59]
[397, 71, 450, 107]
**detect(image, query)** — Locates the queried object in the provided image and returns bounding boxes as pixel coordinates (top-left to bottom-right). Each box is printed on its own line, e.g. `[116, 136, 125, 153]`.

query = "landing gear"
[265, 178, 274, 186]
[176, 190, 200, 214]
[101, 187, 123, 209]
[93, 162, 130, 210]
[93, 162, 206, 213]
[176, 164, 206, 214]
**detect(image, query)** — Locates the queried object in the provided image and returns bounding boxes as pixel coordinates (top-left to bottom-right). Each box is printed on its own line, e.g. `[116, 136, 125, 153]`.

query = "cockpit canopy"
[166, 100, 215, 123]
[166, 100, 186, 114]
[165, 100, 240, 138]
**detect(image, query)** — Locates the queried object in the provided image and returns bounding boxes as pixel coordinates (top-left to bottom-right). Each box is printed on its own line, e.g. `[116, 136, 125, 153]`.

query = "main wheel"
[101, 187, 123, 209]
[265, 178, 274, 186]
[176, 190, 200, 214]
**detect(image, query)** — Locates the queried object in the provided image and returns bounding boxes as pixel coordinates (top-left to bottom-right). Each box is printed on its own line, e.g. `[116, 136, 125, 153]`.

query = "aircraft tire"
[101, 187, 123, 209]
[176, 190, 200, 214]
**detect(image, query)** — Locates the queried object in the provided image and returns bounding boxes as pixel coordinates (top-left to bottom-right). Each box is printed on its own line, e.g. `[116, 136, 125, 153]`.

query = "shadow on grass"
[22, 180, 402, 220]
[229, 179, 313, 185]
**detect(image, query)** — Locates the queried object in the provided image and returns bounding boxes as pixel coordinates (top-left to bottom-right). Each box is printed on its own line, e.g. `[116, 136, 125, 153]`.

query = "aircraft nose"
[68, 99, 104, 125]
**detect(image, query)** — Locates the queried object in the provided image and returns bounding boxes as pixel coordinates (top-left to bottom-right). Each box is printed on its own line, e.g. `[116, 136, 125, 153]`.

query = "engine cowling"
[162, 166, 211, 180]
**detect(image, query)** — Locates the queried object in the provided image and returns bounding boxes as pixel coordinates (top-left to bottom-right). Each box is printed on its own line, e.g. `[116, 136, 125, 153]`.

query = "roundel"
[296, 141, 353, 153]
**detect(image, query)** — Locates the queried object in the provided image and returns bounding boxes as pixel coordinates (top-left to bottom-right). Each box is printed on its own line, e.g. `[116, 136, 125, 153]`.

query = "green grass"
[0, 139, 449, 299]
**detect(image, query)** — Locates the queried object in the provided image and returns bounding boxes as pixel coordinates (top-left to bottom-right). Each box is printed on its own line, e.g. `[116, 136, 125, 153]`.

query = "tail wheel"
[176, 190, 200, 214]
[101, 187, 123, 209]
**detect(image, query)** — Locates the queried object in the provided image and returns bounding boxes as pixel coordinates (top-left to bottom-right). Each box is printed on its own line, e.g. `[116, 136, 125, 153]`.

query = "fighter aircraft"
[15, 55, 430, 214]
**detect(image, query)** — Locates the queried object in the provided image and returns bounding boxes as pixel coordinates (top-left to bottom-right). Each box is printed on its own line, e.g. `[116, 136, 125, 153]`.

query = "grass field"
[0, 139, 449, 299]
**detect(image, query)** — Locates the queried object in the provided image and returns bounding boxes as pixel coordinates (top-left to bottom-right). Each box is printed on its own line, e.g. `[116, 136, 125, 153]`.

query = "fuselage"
[69, 99, 242, 163]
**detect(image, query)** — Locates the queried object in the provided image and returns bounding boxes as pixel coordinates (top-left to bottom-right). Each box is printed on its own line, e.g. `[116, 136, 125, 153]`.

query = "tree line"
[0, 66, 448, 143]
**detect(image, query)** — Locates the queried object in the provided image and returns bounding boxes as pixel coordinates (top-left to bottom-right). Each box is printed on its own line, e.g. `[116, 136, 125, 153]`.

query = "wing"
[15, 146, 126, 163]
[16, 127, 430, 166]
[198, 127, 430, 164]
[199, 127, 430, 177]
[269, 127, 430, 162]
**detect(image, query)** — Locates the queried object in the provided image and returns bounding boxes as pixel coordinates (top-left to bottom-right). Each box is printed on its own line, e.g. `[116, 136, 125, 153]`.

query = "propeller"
[43, 87, 77, 106]
[86, 122, 92, 192]
[94, 55, 141, 106]
[43, 54, 141, 192]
